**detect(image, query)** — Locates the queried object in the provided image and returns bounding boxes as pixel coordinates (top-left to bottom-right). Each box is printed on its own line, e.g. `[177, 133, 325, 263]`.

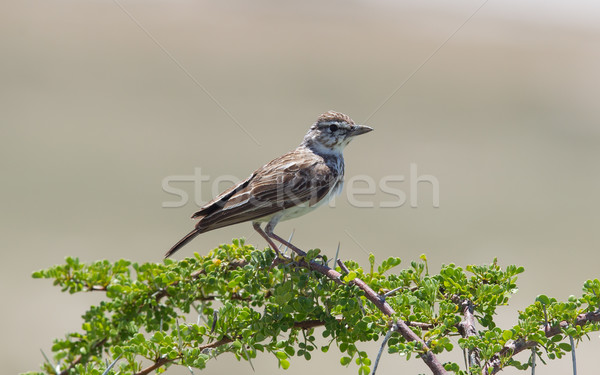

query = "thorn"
[569, 335, 577, 375]
[176, 319, 183, 351]
[332, 242, 340, 268]
[242, 344, 255, 371]
[211, 311, 218, 334]
[357, 297, 365, 315]
[40, 349, 54, 369]
[101, 354, 122, 375]
[542, 304, 550, 333]
[196, 303, 208, 325]
[381, 286, 404, 302]
[370, 325, 396, 375]
[279, 229, 295, 255]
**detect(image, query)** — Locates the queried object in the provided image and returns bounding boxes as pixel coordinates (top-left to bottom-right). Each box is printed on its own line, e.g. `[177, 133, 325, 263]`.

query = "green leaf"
[444, 362, 460, 371]
[536, 294, 550, 305]
[275, 351, 287, 360]
[284, 346, 295, 356]
[27, 244, 600, 375]
[152, 331, 164, 342]
[558, 343, 572, 351]
[232, 340, 243, 350]
[343, 271, 357, 282]
[279, 359, 290, 369]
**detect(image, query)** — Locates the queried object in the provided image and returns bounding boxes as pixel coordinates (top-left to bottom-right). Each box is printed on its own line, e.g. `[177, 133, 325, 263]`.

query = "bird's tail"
[165, 228, 201, 258]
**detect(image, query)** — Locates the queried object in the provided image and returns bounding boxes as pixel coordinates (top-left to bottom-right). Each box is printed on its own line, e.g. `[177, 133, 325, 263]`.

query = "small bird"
[165, 111, 373, 258]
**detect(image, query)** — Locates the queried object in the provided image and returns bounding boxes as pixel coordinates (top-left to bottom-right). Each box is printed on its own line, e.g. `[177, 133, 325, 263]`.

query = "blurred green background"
[2, 1, 599, 374]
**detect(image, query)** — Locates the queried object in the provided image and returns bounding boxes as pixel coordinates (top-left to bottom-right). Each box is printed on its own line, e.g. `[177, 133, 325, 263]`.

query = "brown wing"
[195, 149, 339, 232]
[191, 173, 255, 219]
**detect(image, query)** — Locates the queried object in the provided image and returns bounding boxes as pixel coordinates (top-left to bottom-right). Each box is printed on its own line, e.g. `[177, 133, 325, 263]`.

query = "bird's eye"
[329, 124, 338, 132]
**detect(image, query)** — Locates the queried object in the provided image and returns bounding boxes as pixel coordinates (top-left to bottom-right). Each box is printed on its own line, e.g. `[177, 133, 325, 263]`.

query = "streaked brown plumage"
[165, 111, 373, 258]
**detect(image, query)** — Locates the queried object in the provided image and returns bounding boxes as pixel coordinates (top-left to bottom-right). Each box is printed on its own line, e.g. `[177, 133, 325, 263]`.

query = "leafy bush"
[26, 240, 600, 375]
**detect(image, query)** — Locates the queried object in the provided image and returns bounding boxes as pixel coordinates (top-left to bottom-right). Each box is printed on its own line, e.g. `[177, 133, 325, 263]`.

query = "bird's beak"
[349, 125, 374, 137]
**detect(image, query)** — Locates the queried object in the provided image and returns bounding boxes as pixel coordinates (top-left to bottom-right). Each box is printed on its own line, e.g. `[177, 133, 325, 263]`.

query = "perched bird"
[165, 111, 373, 258]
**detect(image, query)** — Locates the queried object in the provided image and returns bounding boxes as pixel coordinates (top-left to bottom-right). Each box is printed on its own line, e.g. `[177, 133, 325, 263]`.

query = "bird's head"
[302, 111, 373, 154]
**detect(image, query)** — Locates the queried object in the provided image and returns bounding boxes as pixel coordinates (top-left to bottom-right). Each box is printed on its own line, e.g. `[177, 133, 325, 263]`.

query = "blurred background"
[2, 0, 599, 374]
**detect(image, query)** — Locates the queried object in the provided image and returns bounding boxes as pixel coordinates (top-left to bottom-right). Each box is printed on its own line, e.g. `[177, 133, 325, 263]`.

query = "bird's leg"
[252, 222, 283, 257]
[265, 223, 307, 257]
